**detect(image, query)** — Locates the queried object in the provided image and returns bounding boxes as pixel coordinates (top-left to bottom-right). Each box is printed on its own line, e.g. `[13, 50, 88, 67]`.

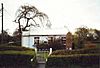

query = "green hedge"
[46, 48, 100, 68]
[0, 54, 37, 68]
[0, 45, 34, 51]
[0, 46, 37, 68]
[52, 48, 100, 55]
[46, 54, 100, 68]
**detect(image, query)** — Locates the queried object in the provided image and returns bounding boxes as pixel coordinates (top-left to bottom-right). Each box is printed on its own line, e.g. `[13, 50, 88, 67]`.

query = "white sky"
[0, 0, 100, 35]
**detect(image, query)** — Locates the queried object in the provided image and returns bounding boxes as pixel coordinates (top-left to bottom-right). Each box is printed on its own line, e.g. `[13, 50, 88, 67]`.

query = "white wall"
[22, 36, 35, 48]
[22, 36, 48, 48]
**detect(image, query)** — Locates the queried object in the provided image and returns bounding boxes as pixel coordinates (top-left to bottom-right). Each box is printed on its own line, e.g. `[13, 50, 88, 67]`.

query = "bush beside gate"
[0, 46, 37, 68]
[46, 48, 100, 68]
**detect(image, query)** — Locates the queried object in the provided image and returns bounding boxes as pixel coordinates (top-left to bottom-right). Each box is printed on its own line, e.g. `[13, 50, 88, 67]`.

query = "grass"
[96, 43, 100, 48]
[0, 45, 35, 55]
[0, 50, 35, 56]
[37, 51, 49, 60]
[50, 53, 100, 57]
[0, 45, 34, 51]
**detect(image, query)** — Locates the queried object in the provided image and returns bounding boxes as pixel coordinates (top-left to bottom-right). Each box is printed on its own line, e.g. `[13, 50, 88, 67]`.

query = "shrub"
[52, 48, 100, 55]
[0, 46, 37, 68]
[46, 54, 100, 68]
[0, 45, 34, 51]
[46, 48, 100, 68]
[0, 54, 37, 68]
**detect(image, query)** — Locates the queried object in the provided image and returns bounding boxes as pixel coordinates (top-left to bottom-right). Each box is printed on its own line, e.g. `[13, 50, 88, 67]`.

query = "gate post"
[48, 48, 52, 56]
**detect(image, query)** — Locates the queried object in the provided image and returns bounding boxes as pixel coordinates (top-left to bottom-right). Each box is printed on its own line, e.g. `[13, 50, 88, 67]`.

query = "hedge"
[46, 48, 100, 68]
[0, 46, 37, 68]
[0, 45, 34, 51]
[46, 54, 100, 68]
[51, 48, 100, 55]
[0, 54, 37, 68]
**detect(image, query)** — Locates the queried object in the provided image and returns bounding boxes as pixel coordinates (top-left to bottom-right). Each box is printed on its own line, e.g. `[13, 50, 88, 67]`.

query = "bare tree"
[14, 5, 51, 33]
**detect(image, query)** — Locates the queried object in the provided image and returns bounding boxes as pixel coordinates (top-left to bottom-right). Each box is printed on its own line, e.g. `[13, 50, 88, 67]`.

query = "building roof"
[22, 27, 68, 36]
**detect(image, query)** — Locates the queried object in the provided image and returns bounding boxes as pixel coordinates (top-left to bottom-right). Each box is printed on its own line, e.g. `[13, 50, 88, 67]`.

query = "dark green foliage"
[49, 39, 65, 51]
[37, 38, 65, 51]
[46, 48, 100, 68]
[74, 27, 100, 49]
[0, 54, 37, 68]
[0, 46, 37, 68]
[37, 43, 49, 50]
[0, 45, 34, 51]
[0, 54, 33, 65]
[46, 54, 99, 68]
[52, 48, 100, 55]
[0, 30, 13, 44]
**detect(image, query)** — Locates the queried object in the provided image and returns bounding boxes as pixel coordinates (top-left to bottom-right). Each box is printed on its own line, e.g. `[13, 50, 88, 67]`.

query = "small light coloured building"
[22, 27, 68, 49]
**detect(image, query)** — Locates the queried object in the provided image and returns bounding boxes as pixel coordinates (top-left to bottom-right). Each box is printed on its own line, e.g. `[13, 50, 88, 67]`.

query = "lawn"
[37, 51, 49, 60]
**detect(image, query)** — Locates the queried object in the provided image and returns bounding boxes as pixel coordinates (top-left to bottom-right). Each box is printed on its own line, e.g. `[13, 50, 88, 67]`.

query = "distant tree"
[86, 29, 100, 41]
[14, 5, 51, 33]
[73, 34, 79, 49]
[74, 26, 89, 48]
[0, 30, 12, 44]
[12, 29, 21, 46]
[74, 26, 100, 48]
[13, 29, 20, 40]
[75, 27, 89, 41]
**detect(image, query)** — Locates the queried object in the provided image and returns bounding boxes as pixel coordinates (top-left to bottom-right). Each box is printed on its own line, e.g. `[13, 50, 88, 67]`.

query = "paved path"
[37, 63, 46, 68]
[36, 57, 46, 68]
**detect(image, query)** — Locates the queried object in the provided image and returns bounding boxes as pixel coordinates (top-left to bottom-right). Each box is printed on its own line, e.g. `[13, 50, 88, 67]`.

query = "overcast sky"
[0, 0, 100, 35]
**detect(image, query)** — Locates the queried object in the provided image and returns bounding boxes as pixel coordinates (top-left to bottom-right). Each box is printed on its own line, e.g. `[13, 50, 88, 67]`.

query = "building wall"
[22, 36, 34, 48]
[22, 36, 48, 48]
[22, 35, 67, 49]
